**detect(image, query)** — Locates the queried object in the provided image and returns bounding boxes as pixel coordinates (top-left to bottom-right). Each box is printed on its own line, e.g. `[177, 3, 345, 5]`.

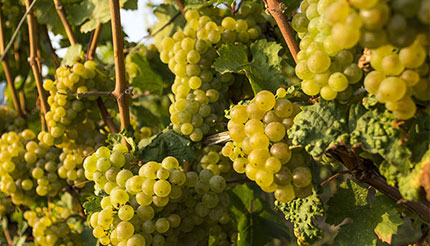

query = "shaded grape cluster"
[223, 89, 313, 203]
[0, 106, 25, 134]
[84, 146, 234, 246]
[198, 145, 233, 177]
[24, 204, 83, 246]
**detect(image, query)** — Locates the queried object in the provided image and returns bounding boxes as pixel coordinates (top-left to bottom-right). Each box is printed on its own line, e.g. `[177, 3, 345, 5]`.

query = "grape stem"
[53, 0, 77, 45]
[56, 86, 134, 98]
[82, 22, 119, 134]
[0, 9, 24, 117]
[13, 43, 29, 116]
[328, 145, 430, 224]
[264, 0, 300, 63]
[66, 186, 86, 218]
[109, 0, 131, 135]
[175, 0, 185, 15]
[2, 221, 13, 246]
[86, 24, 103, 60]
[97, 98, 119, 133]
[320, 170, 350, 186]
[24, 0, 50, 129]
[0, 0, 38, 63]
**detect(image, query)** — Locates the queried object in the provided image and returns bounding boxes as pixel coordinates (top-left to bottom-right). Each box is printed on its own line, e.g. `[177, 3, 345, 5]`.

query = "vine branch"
[204, 131, 430, 223]
[25, 0, 49, 122]
[109, 0, 130, 132]
[84, 23, 119, 134]
[2, 223, 13, 246]
[56, 86, 133, 98]
[328, 145, 430, 224]
[0, 0, 38, 63]
[264, 0, 299, 63]
[53, 0, 76, 45]
[0, 9, 24, 117]
[175, 0, 185, 15]
[86, 24, 102, 60]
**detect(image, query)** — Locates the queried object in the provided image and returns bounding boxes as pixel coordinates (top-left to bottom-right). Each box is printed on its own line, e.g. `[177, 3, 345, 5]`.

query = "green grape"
[154, 180, 172, 197]
[116, 221, 134, 241]
[376, 77, 406, 102]
[255, 90, 276, 112]
[292, 167, 312, 188]
[364, 71, 385, 95]
[302, 79, 320, 96]
[274, 185, 295, 203]
[328, 72, 349, 92]
[264, 122, 286, 142]
[118, 205, 134, 221]
[111, 188, 129, 206]
[137, 205, 154, 221]
[155, 218, 170, 233]
[307, 51, 331, 74]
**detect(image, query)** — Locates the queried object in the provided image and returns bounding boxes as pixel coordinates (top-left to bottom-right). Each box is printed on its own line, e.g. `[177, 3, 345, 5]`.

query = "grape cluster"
[160, 4, 267, 141]
[292, 0, 366, 100]
[222, 89, 313, 203]
[198, 145, 233, 177]
[0, 106, 25, 134]
[292, 0, 430, 119]
[24, 204, 83, 246]
[84, 147, 234, 245]
[41, 58, 110, 185]
[0, 129, 65, 206]
[0, 0, 22, 29]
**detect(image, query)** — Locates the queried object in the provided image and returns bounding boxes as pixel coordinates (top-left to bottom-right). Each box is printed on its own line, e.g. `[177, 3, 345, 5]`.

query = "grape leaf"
[136, 130, 197, 165]
[288, 100, 349, 157]
[348, 104, 411, 171]
[152, 4, 186, 51]
[34, 0, 65, 36]
[61, 44, 83, 66]
[213, 43, 249, 73]
[407, 107, 430, 162]
[121, 0, 138, 10]
[68, 0, 111, 33]
[129, 52, 166, 95]
[275, 192, 324, 246]
[80, 226, 98, 246]
[213, 40, 288, 94]
[184, 0, 219, 9]
[82, 195, 102, 219]
[326, 180, 402, 246]
[228, 183, 291, 246]
[374, 197, 403, 244]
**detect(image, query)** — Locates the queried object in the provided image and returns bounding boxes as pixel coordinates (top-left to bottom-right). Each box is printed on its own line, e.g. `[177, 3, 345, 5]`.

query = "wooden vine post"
[0, 9, 24, 117]
[109, 0, 130, 132]
[24, 0, 49, 120]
